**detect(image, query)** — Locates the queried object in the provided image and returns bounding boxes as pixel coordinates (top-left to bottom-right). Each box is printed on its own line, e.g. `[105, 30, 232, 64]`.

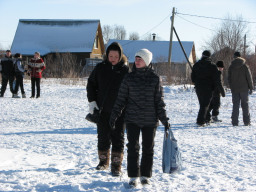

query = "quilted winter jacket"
[110, 65, 169, 127]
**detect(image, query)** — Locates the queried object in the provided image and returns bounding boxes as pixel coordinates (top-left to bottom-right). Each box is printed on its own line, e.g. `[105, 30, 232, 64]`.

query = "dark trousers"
[126, 123, 157, 178]
[208, 95, 221, 117]
[231, 92, 250, 125]
[31, 77, 41, 97]
[14, 73, 25, 94]
[97, 112, 125, 153]
[196, 87, 213, 124]
[0, 74, 14, 96]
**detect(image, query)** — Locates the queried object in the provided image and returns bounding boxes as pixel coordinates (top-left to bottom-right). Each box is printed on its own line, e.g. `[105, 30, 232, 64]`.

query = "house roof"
[107, 39, 195, 63]
[11, 19, 100, 56]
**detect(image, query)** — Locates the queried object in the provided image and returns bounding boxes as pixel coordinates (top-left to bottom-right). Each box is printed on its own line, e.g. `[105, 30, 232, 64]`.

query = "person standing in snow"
[191, 50, 224, 126]
[208, 61, 225, 122]
[28, 52, 46, 98]
[228, 51, 254, 126]
[86, 42, 129, 176]
[12, 53, 26, 98]
[110, 49, 170, 187]
[0, 50, 15, 97]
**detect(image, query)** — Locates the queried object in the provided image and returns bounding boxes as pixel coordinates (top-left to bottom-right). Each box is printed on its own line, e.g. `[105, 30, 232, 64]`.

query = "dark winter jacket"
[86, 56, 129, 114]
[191, 57, 224, 96]
[228, 57, 254, 93]
[110, 65, 169, 127]
[213, 70, 225, 97]
[0, 56, 14, 75]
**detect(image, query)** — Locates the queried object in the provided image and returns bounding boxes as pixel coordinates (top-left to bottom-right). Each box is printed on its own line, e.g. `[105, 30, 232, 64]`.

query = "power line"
[176, 15, 217, 32]
[176, 12, 256, 24]
[121, 13, 172, 47]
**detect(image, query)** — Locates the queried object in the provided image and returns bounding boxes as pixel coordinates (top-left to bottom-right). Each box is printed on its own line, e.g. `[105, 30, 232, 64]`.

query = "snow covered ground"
[0, 80, 255, 192]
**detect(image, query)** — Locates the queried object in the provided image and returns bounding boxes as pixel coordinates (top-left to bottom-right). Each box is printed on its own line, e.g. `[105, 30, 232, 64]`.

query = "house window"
[94, 36, 99, 49]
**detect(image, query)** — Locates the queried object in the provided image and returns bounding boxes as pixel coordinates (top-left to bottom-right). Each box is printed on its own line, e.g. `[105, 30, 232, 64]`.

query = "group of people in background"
[192, 50, 253, 127]
[0, 50, 46, 98]
[86, 42, 254, 187]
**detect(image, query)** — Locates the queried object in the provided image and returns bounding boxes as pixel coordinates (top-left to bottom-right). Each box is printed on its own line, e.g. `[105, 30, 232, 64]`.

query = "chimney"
[152, 33, 156, 41]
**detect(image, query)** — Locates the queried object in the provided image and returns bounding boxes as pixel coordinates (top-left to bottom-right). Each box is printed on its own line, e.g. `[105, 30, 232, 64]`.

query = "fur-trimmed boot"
[111, 151, 123, 176]
[96, 150, 110, 170]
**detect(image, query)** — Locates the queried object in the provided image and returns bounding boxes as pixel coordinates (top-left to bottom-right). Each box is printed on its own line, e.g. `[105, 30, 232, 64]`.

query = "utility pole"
[168, 7, 175, 65]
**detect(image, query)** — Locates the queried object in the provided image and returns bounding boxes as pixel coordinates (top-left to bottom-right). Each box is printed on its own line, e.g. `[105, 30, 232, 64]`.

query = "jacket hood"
[106, 42, 126, 63]
[231, 57, 246, 69]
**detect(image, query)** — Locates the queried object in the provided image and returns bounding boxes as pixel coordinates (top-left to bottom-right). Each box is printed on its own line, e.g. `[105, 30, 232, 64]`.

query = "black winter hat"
[216, 60, 224, 68]
[234, 51, 241, 57]
[202, 50, 211, 58]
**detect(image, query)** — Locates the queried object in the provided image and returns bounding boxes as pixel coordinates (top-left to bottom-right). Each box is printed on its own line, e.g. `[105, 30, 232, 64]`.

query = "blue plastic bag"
[162, 130, 182, 173]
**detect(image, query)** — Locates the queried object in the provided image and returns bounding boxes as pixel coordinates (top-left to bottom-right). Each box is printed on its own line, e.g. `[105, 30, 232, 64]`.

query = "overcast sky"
[0, 0, 255, 56]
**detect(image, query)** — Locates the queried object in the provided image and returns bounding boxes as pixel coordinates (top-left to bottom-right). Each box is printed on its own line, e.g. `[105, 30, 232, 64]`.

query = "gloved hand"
[249, 90, 253, 95]
[164, 122, 170, 132]
[109, 119, 115, 130]
[89, 101, 99, 114]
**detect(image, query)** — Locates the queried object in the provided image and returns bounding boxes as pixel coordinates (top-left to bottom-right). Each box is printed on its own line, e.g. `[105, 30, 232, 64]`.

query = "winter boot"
[12, 94, 20, 98]
[96, 150, 110, 170]
[212, 116, 222, 122]
[128, 177, 139, 188]
[22, 93, 26, 98]
[140, 176, 150, 185]
[111, 151, 123, 176]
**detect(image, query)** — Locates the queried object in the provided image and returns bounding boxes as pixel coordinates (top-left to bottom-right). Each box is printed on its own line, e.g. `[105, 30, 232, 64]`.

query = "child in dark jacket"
[110, 49, 170, 187]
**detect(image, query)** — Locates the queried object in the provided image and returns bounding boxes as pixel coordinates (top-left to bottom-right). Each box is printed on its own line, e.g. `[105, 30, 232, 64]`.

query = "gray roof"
[107, 39, 195, 63]
[11, 19, 100, 56]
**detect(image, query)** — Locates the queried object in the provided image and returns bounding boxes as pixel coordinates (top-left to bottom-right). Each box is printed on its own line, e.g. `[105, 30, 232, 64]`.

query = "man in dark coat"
[208, 61, 225, 122]
[0, 50, 15, 97]
[228, 51, 254, 126]
[86, 42, 129, 176]
[110, 49, 170, 187]
[191, 50, 224, 126]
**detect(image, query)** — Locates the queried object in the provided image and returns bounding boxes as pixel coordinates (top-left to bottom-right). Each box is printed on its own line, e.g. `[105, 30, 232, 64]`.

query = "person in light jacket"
[228, 51, 254, 126]
[28, 52, 46, 98]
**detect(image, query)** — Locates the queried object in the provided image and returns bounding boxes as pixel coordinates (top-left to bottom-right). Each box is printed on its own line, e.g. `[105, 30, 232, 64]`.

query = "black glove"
[109, 119, 115, 130]
[249, 90, 253, 95]
[164, 122, 170, 132]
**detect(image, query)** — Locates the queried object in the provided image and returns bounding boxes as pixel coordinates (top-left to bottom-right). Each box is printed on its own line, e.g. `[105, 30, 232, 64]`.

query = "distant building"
[11, 19, 105, 65]
[107, 39, 196, 81]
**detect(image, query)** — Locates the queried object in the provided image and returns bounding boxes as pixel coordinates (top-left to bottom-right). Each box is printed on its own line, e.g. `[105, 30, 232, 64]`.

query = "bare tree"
[102, 25, 113, 43]
[206, 15, 248, 55]
[129, 32, 140, 40]
[113, 25, 126, 40]
[205, 15, 249, 86]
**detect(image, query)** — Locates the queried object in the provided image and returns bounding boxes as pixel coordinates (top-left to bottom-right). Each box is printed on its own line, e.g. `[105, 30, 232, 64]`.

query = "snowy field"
[0, 79, 256, 192]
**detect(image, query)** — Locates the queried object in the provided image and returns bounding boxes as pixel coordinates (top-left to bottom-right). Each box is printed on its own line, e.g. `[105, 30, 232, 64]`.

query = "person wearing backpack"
[110, 49, 170, 187]
[86, 42, 129, 176]
[12, 53, 26, 98]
